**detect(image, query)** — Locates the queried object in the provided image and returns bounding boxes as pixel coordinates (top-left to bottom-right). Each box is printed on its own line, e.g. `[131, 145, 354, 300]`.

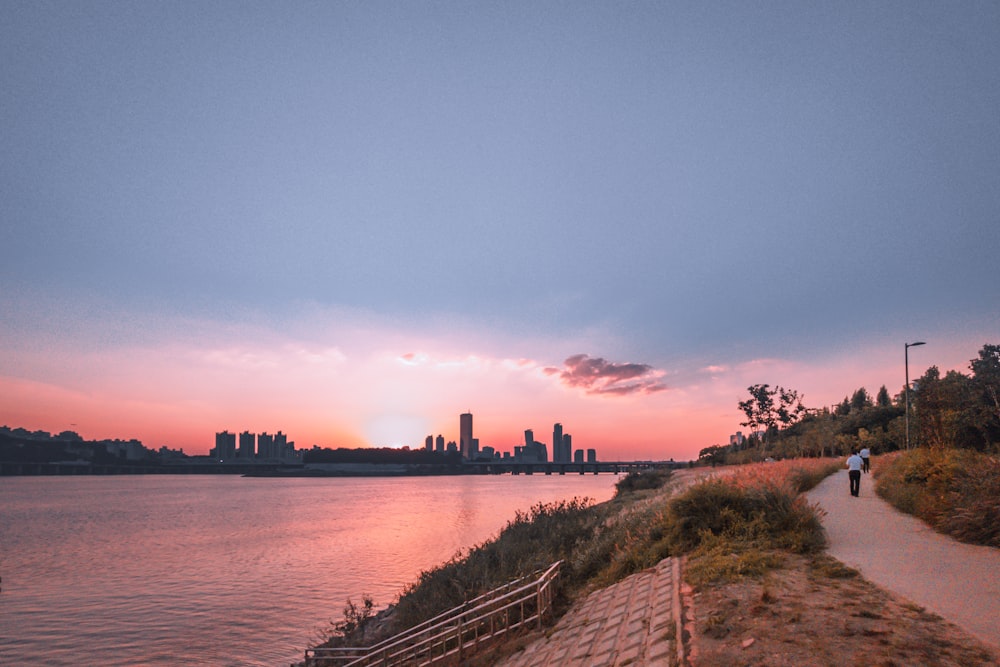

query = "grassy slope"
[312, 459, 999, 665]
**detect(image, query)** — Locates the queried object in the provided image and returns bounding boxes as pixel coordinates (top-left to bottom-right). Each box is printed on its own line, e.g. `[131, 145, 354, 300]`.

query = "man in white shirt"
[860, 447, 871, 473]
[846, 452, 863, 497]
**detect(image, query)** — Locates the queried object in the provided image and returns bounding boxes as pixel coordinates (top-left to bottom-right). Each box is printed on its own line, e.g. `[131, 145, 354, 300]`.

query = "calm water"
[0, 473, 618, 666]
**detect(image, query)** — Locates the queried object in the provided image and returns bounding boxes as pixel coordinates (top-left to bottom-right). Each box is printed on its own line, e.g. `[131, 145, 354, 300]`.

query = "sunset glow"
[2, 2, 998, 462]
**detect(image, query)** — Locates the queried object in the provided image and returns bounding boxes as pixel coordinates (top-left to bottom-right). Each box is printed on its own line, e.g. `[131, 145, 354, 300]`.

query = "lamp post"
[905, 341, 926, 450]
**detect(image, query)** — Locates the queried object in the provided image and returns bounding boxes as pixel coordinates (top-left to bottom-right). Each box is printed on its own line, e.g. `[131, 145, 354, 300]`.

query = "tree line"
[700, 343, 1000, 465]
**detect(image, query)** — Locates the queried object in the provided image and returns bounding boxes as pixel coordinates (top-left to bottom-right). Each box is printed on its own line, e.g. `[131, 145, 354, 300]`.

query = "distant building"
[519, 441, 548, 463]
[460, 412, 476, 460]
[275, 431, 288, 459]
[553, 423, 564, 462]
[214, 431, 236, 460]
[563, 434, 573, 462]
[435, 434, 444, 452]
[519, 428, 548, 463]
[574, 449, 584, 463]
[239, 431, 255, 459]
[258, 432, 274, 460]
[425, 435, 433, 451]
[586, 448, 597, 463]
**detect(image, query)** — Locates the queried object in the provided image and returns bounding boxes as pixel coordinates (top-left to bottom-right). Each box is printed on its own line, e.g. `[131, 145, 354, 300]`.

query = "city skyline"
[2, 3, 998, 461]
[421, 413, 596, 463]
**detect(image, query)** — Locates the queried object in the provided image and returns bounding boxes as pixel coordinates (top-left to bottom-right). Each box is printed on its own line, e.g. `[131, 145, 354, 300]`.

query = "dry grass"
[875, 449, 1000, 547]
[687, 457, 1000, 666]
[690, 553, 999, 667]
[667, 459, 840, 587]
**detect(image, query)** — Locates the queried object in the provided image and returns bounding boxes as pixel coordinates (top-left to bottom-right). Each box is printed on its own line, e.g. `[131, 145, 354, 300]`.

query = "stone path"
[497, 557, 682, 667]
[807, 468, 1000, 653]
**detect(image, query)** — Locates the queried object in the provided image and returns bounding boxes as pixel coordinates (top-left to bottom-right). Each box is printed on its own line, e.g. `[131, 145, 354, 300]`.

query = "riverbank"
[314, 460, 1000, 666]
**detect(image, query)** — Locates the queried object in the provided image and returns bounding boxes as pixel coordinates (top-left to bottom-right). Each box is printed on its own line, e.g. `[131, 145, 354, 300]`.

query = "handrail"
[305, 560, 562, 666]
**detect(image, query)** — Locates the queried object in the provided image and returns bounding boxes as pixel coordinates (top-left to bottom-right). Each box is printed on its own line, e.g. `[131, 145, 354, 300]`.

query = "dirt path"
[807, 469, 1000, 654]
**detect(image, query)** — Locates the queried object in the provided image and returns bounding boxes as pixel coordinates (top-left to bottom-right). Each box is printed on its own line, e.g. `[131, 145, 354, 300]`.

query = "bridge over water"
[462, 460, 680, 475]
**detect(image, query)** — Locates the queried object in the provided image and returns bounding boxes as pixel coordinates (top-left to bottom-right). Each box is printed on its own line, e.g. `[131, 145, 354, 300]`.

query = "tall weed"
[875, 449, 1000, 547]
[666, 459, 835, 585]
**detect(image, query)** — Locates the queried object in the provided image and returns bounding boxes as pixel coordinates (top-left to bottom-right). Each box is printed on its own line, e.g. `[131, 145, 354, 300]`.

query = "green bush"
[614, 469, 672, 496]
[663, 478, 825, 556]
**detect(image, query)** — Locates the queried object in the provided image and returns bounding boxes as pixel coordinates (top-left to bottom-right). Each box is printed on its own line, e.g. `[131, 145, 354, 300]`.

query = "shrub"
[663, 459, 835, 585]
[664, 476, 825, 556]
[875, 449, 1000, 547]
[390, 497, 605, 630]
[614, 468, 673, 496]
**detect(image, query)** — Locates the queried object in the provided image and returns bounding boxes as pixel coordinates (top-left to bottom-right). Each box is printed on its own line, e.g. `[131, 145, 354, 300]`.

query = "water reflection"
[1, 474, 618, 666]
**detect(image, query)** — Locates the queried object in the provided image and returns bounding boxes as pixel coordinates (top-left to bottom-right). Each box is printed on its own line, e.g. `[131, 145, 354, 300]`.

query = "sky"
[2, 2, 998, 461]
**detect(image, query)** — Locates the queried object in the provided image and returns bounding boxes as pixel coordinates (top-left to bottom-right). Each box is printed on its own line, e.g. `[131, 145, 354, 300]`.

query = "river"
[0, 473, 619, 666]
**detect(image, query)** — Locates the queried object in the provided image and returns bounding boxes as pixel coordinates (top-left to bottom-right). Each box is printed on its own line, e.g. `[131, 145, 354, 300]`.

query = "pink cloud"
[555, 354, 668, 396]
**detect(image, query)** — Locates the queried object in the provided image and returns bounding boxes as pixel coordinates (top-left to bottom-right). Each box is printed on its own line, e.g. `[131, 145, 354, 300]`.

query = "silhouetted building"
[239, 431, 255, 459]
[258, 432, 274, 460]
[214, 431, 236, 460]
[435, 434, 444, 452]
[275, 431, 288, 459]
[460, 412, 476, 460]
[425, 435, 433, 451]
[574, 449, 584, 463]
[553, 423, 565, 462]
[520, 441, 548, 463]
[563, 434, 573, 462]
[587, 448, 597, 463]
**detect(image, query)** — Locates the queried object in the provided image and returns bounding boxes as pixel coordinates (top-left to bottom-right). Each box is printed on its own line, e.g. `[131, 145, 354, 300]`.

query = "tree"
[835, 397, 851, 416]
[850, 387, 872, 412]
[876, 385, 891, 408]
[698, 444, 727, 466]
[738, 384, 806, 450]
[913, 366, 981, 449]
[968, 343, 1000, 449]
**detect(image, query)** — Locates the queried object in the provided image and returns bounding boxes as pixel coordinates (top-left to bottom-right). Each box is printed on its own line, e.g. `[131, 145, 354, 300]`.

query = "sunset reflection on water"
[1, 473, 618, 666]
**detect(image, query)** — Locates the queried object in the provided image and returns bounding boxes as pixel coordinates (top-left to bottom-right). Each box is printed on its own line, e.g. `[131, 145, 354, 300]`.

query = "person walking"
[860, 447, 871, 473]
[846, 451, 863, 497]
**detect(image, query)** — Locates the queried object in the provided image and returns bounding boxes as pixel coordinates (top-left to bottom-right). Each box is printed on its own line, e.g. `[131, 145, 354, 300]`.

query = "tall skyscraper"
[553, 423, 564, 462]
[460, 412, 474, 460]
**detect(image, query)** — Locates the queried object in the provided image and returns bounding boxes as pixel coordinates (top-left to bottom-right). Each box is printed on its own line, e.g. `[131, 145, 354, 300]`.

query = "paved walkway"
[497, 557, 681, 667]
[807, 469, 1000, 653]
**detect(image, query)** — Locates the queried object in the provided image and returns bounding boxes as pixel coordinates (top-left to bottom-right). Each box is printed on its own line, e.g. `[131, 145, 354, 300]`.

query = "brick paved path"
[497, 557, 680, 667]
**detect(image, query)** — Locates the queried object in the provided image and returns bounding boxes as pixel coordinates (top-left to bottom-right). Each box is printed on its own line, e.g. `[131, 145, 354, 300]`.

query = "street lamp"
[905, 341, 926, 450]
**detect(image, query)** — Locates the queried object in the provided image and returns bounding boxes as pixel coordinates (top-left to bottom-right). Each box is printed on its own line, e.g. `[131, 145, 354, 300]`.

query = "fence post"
[535, 578, 542, 630]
